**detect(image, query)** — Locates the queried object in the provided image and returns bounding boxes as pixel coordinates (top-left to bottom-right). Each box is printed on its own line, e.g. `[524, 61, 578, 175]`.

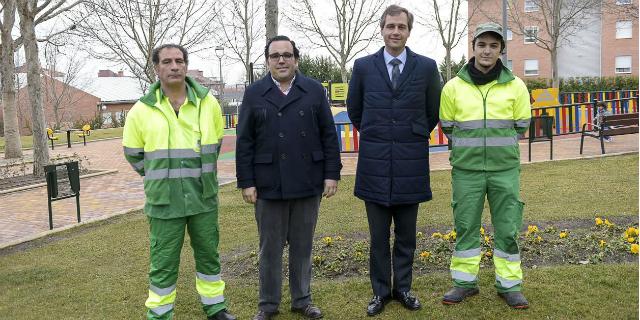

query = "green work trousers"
[145, 210, 226, 319]
[449, 167, 524, 293]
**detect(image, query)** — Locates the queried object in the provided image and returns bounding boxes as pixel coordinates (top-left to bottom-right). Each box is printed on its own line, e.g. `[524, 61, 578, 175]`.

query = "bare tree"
[16, 0, 82, 175]
[217, 0, 264, 82]
[286, 0, 385, 82]
[419, 0, 477, 82]
[507, 0, 603, 88]
[265, 0, 278, 40]
[75, 0, 221, 91]
[1, 0, 22, 158]
[42, 42, 91, 129]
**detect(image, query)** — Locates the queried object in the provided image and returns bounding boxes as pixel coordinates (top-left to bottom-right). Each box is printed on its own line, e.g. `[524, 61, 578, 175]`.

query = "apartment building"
[468, 0, 638, 80]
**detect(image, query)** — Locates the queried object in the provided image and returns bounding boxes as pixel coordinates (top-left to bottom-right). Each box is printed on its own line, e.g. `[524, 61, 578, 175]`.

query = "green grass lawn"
[0, 155, 638, 319]
[0, 127, 124, 151]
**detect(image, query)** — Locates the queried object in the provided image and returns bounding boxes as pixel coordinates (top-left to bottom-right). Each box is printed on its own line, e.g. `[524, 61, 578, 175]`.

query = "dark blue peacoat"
[236, 72, 342, 200]
[347, 47, 441, 206]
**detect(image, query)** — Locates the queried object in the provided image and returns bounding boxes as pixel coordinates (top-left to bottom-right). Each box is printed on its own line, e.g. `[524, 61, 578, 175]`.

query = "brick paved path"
[0, 133, 637, 247]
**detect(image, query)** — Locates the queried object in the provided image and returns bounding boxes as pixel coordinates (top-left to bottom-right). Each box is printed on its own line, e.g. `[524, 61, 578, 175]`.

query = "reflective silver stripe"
[452, 136, 517, 147]
[493, 249, 521, 262]
[486, 119, 517, 128]
[144, 168, 202, 180]
[150, 284, 177, 296]
[132, 160, 145, 171]
[144, 149, 200, 160]
[496, 275, 522, 288]
[451, 270, 477, 282]
[150, 303, 174, 316]
[515, 119, 531, 128]
[453, 248, 482, 258]
[201, 144, 218, 154]
[201, 294, 225, 305]
[197, 272, 222, 282]
[124, 147, 144, 156]
[440, 120, 455, 128]
[448, 119, 516, 130]
[202, 163, 216, 173]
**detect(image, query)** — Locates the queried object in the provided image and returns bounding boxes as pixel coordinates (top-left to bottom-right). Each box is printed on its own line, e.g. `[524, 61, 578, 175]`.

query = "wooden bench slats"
[580, 112, 639, 155]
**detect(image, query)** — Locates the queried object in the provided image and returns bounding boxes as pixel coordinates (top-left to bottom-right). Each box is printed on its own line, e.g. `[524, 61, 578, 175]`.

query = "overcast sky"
[18, 0, 469, 85]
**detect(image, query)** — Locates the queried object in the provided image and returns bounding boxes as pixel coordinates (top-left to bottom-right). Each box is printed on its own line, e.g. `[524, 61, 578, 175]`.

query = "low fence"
[559, 90, 638, 104]
[223, 114, 238, 129]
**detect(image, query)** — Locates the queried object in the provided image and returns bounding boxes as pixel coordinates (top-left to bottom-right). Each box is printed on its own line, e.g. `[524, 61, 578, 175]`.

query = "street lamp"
[215, 46, 224, 96]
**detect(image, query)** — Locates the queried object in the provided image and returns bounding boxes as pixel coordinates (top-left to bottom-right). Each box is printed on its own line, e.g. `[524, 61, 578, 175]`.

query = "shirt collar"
[271, 74, 297, 94]
[383, 48, 407, 66]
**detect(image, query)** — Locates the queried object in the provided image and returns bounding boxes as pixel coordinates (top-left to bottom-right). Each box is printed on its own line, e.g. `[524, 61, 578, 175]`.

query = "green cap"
[474, 22, 504, 40]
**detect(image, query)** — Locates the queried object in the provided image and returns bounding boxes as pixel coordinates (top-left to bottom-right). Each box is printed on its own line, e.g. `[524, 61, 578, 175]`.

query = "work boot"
[498, 291, 529, 309]
[442, 287, 479, 305]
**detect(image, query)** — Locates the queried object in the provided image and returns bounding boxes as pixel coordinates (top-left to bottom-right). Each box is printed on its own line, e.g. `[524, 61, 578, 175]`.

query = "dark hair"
[152, 44, 189, 65]
[264, 35, 300, 60]
[472, 32, 506, 53]
[380, 5, 413, 31]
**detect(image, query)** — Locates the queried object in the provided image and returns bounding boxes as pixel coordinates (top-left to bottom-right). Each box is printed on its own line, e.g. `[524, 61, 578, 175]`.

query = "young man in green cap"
[123, 44, 236, 320]
[439, 22, 531, 309]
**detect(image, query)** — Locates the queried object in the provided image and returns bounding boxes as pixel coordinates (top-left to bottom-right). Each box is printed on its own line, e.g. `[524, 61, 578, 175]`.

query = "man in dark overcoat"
[346, 4, 441, 317]
[236, 35, 342, 320]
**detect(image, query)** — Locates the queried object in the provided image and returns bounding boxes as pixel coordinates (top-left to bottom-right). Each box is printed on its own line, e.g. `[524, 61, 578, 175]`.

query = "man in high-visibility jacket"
[439, 22, 531, 309]
[123, 44, 236, 320]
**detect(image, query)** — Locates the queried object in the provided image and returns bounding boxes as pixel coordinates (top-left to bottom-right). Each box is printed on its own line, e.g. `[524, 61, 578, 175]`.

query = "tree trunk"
[551, 48, 559, 88]
[445, 49, 452, 81]
[340, 65, 347, 83]
[1, 0, 23, 158]
[18, 1, 49, 176]
[265, 0, 278, 40]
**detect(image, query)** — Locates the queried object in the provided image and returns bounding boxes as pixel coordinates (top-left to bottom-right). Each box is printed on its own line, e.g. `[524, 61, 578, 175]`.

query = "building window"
[615, 56, 632, 73]
[616, 0, 632, 4]
[524, 0, 539, 12]
[524, 59, 539, 76]
[616, 21, 633, 39]
[506, 28, 513, 41]
[524, 26, 538, 43]
[507, 59, 513, 70]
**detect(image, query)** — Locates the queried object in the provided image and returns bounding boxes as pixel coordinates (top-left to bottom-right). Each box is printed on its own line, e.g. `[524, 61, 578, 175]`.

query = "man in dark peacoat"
[236, 35, 342, 320]
[347, 5, 441, 317]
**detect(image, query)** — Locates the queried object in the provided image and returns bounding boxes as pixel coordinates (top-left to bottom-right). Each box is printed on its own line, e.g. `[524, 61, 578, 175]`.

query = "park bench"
[76, 124, 91, 146]
[46, 128, 59, 150]
[580, 112, 639, 154]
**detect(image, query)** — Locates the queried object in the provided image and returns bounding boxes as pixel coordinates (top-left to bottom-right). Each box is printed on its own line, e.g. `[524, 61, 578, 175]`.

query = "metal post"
[76, 193, 81, 223]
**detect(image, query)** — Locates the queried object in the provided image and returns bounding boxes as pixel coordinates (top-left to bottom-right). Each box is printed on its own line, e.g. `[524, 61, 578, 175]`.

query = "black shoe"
[442, 287, 480, 305]
[366, 295, 391, 316]
[392, 291, 421, 310]
[291, 304, 323, 319]
[208, 309, 237, 320]
[498, 291, 529, 309]
[252, 310, 279, 320]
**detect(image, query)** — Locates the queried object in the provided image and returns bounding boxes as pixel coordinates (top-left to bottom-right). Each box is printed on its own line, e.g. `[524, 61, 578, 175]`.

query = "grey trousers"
[255, 195, 321, 312]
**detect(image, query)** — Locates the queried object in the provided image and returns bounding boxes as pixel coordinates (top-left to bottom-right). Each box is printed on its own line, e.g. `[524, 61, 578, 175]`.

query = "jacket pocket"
[411, 120, 429, 138]
[254, 153, 273, 164]
[311, 150, 324, 162]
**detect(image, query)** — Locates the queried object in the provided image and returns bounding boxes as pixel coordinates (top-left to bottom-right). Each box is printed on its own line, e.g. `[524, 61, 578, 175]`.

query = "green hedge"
[524, 76, 639, 92]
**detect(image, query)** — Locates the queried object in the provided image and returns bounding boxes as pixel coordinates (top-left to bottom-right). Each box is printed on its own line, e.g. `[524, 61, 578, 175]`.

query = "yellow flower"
[535, 235, 543, 243]
[484, 236, 491, 243]
[431, 232, 443, 239]
[559, 231, 568, 239]
[604, 219, 614, 227]
[450, 231, 457, 240]
[416, 232, 423, 239]
[595, 217, 603, 225]
[443, 234, 451, 241]
[322, 236, 333, 246]
[480, 227, 485, 236]
[631, 244, 639, 254]
[627, 227, 639, 237]
[420, 251, 431, 258]
[527, 225, 539, 234]
[485, 250, 493, 257]
[599, 240, 606, 248]
[627, 237, 636, 243]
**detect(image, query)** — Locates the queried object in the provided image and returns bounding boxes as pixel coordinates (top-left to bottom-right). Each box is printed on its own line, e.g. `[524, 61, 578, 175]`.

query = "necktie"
[390, 58, 401, 90]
